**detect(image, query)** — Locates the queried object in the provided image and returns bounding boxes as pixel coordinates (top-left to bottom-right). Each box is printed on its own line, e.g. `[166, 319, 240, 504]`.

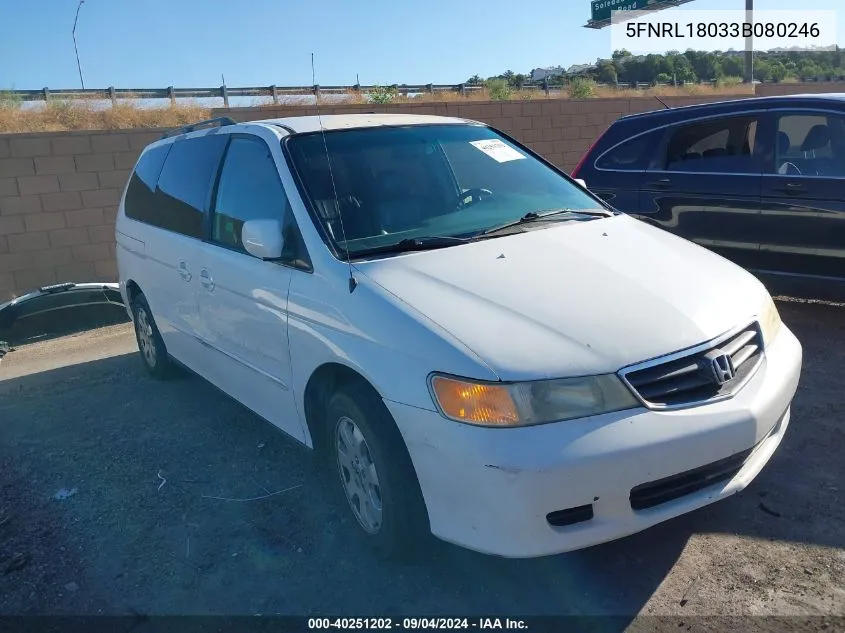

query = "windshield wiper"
[350, 235, 471, 257]
[478, 208, 613, 237]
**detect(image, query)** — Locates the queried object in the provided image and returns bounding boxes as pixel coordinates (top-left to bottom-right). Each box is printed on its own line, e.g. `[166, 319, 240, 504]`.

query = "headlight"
[429, 374, 640, 427]
[759, 293, 782, 347]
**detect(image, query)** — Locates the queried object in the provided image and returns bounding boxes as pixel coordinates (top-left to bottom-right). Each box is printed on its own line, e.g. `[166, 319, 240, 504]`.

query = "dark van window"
[154, 135, 228, 238]
[776, 113, 845, 177]
[596, 133, 656, 170]
[663, 116, 760, 173]
[124, 144, 170, 224]
[213, 137, 308, 266]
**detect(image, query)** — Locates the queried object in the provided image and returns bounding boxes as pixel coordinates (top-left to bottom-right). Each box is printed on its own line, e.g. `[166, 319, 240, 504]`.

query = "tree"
[368, 85, 398, 104]
[466, 75, 483, 85]
[685, 49, 718, 80]
[597, 60, 618, 84]
[482, 48, 842, 89]
[753, 59, 773, 82]
[719, 55, 744, 78]
[670, 54, 697, 82]
[486, 78, 511, 100]
[769, 61, 788, 83]
[568, 77, 596, 99]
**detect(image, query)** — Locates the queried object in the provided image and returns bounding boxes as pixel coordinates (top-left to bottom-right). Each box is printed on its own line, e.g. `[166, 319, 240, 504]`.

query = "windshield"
[285, 124, 608, 258]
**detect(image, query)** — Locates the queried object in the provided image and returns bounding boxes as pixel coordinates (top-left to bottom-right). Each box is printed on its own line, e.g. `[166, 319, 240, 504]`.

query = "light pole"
[73, 0, 86, 89]
[744, 0, 754, 84]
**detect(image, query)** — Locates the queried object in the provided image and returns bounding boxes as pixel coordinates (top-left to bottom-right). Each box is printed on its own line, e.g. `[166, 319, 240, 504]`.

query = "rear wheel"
[131, 293, 171, 379]
[325, 385, 428, 559]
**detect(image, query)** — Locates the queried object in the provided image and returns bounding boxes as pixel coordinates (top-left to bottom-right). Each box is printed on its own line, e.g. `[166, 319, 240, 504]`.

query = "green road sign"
[590, 0, 654, 23]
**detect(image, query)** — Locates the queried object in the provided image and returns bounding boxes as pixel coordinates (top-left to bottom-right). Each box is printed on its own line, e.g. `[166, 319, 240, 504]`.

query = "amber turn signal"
[430, 376, 520, 426]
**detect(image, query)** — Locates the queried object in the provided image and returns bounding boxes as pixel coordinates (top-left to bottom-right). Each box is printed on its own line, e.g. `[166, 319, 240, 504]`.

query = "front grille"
[619, 323, 763, 409]
[629, 448, 752, 510]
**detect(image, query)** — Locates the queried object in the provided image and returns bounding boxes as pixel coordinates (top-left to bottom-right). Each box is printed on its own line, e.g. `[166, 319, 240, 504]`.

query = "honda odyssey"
[116, 114, 802, 558]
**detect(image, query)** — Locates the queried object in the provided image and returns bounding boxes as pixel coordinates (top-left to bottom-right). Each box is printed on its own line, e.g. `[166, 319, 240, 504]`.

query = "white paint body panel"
[388, 326, 800, 557]
[116, 114, 803, 558]
[354, 214, 771, 381]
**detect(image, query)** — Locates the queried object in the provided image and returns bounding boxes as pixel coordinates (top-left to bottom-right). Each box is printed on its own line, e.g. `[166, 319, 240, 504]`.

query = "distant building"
[566, 63, 597, 76]
[531, 64, 598, 82]
[530, 66, 566, 82]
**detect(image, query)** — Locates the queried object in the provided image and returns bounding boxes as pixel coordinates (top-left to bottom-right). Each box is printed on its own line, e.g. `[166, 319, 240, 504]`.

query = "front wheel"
[326, 386, 428, 558]
[131, 293, 172, 379]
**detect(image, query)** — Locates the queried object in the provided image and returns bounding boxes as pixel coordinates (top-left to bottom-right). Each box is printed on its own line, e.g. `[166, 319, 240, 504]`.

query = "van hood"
[354, 215, 769, 381]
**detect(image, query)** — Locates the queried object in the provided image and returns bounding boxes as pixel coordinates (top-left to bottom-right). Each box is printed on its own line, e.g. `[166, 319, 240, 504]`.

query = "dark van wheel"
[325, 385, 428, 559]
[131, 293, 171, 379]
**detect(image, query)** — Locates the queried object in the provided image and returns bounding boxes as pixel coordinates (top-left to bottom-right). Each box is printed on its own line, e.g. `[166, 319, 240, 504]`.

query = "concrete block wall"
[0, 129, 163, 302]
[755, 81, 845, 97]
[4, 83, 840, 302]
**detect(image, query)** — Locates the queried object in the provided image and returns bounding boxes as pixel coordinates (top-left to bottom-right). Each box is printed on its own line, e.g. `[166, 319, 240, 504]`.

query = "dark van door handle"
[645, 178, 672, 190]
[775, 182, 804, 194]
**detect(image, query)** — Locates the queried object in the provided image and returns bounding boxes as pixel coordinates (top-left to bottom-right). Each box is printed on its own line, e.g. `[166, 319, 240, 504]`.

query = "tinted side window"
[155, 135, 228, 238]
[124, 144, 170, 224]
[213, 137, 308, 266]
[776, 113, 845, 177]
[662, 116, 760, 173]
[596, 133, 655, 171]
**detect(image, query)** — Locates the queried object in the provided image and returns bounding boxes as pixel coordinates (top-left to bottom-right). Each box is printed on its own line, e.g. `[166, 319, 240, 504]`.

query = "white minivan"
[116, 114, 802, 558]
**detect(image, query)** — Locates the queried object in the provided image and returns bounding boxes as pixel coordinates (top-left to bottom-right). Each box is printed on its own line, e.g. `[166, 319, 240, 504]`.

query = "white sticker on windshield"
[469, 139, 526, 163]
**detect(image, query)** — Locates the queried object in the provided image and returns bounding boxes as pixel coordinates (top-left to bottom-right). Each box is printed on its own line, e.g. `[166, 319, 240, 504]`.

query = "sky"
[1, 0, 843, 90]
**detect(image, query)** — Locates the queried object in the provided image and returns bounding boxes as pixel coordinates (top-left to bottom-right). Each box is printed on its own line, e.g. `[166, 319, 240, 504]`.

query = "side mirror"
[242, 219, 284, 260]
[574, 178, 587, 189]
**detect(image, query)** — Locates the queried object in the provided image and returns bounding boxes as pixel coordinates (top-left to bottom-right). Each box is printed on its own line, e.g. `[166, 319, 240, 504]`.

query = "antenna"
[72, 0, 85, 89]
[654, 95, 671, 110]
[312, 53, 357, 293]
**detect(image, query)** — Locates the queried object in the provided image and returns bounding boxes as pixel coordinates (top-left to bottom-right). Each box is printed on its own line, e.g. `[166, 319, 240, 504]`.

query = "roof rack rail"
[160, 116, 237, 139]
[270, 122, 297, 135]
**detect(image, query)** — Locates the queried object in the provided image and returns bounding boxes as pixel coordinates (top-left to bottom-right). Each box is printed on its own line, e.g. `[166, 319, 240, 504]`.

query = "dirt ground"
[0, 300, 843, 628]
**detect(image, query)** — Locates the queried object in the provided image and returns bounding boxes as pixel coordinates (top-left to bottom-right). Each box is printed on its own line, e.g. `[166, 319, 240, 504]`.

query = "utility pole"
[744, 0, 754, 84]
[73, 0, 86, 89]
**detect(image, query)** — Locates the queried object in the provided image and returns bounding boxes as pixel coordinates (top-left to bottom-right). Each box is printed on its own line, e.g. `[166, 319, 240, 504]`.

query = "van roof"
[619, 93, 845, 122]
[251, 113, 477, 134]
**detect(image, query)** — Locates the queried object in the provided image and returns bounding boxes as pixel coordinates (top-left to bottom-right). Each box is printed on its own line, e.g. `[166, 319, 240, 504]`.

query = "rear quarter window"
[124, 144, 171, 225]
[595, 132, 657, 171]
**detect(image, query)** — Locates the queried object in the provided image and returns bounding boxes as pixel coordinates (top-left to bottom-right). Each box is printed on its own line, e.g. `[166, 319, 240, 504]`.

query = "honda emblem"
[707, 352, 736, 385]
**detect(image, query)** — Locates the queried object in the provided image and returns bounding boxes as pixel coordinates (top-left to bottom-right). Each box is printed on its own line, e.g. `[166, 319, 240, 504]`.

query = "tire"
[325, 385, 428, 559]
[131, 293, 172, 379]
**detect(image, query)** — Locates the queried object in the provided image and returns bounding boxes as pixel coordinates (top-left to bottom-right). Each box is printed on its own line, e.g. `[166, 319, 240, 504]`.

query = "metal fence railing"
[4, 84, 491, 107]
[5, 77, 823, 108]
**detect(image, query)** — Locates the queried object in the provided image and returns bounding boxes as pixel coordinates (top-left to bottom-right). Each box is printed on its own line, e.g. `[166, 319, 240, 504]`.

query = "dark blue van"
[572, 94, 845, 300]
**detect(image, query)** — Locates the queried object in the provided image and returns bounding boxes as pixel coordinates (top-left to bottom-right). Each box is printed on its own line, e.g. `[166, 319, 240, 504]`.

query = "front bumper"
[386, 324, 802, 558]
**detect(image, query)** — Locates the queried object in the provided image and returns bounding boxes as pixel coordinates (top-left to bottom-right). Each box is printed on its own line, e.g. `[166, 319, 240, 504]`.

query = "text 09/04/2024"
[307, 618, 529, 630]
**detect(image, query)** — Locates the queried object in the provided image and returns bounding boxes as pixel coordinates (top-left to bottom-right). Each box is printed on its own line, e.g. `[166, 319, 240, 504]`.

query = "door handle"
[774, 182, 804, 195]
[178, 260, 191, 282]
[200, 269, 215, 291]
[646, 178, 672, 190]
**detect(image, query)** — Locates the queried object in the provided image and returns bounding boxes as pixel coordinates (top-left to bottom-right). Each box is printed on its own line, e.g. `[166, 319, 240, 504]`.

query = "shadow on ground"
[0, 301, 842, 620]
